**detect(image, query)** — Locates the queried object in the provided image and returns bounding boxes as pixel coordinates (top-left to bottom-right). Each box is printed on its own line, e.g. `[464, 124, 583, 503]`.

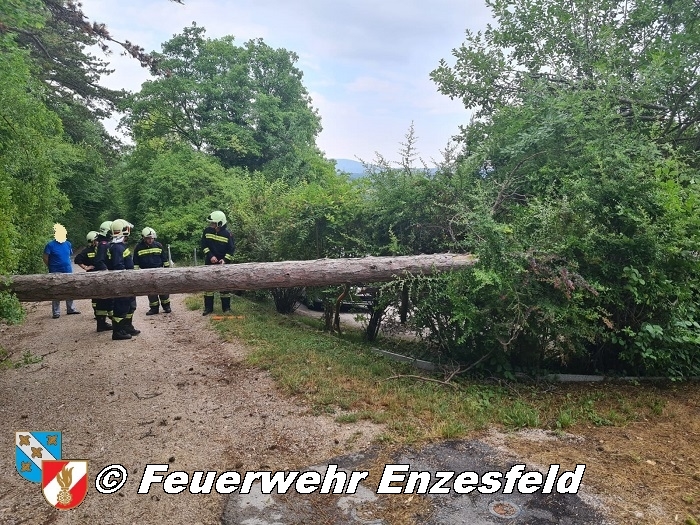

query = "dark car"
[301, 286, 377, 312]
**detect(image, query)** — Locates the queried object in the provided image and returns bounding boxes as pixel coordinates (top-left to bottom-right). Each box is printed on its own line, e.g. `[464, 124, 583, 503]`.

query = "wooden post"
[0, 253, 478, 302]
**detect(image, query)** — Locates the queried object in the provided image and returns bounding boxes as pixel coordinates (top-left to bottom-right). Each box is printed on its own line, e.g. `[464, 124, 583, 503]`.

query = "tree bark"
[1, 253, 477, 302]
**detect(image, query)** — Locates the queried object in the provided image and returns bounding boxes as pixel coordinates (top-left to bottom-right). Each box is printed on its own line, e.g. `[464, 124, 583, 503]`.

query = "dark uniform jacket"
[133, 240, 169, 269]
[107, 241, 133, 270]
[93, 236, 111, 271]
[201, 226, 235, 265]
[74, 245, 96, 270]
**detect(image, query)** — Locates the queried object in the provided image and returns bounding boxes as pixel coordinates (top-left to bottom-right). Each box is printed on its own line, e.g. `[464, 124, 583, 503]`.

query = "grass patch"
[0, 347, 42, 370]
[203, 295, 688, 444]
[185, 294, 204, 311]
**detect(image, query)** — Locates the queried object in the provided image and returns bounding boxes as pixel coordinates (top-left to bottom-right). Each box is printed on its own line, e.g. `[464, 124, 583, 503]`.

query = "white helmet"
[86, 231, 99, 242]
[111, 219, 133, 237]
[99, 221, 113, 236]
[142, 227, 157, 239]
[207, 210, 227, 227]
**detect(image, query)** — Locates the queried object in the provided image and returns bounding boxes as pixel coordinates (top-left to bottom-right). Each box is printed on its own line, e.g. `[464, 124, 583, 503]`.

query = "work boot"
[221, 297, 231, 314]
[96, 315, 112, 332]
[112, 320, 132, 341]
[162, 304, 171, 313]
[202, 296, 214, 316]
[124, 318, 141, 336]
[146, 306, 159, 315]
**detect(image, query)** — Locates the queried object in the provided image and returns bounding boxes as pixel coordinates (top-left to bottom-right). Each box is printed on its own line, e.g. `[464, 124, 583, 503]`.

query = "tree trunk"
[1, 253, 477, 302]
[399, 282, 410, 324]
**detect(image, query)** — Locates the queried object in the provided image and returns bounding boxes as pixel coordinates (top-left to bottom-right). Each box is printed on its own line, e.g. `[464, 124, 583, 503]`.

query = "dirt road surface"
[0, 295, 380, 524]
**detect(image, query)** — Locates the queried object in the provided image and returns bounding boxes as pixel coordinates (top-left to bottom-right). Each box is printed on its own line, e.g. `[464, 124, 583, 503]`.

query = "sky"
[79, 0, 493, 164]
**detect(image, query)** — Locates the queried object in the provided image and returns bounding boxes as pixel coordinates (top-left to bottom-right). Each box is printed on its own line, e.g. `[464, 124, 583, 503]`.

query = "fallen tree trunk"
[1, 253, 477, 302]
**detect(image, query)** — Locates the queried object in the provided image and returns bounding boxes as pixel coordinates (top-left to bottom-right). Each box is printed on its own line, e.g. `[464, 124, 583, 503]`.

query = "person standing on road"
[133, 227, 171, 315]
[74, 231, 98, 272]
[92, 221, 114, 332]
[201, 210, 235, 315]
[42, 223, 81, 319]
[108, 219, 141, 340]
[74, 230, 99, 318]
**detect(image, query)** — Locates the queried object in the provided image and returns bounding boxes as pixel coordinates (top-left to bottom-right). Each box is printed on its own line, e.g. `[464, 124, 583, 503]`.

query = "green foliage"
[123, 24, 321, 174]
[224, 167, 363, 264]
[109, 145, 235, 261]
[358, 125, 451, 256]
[0, 291, 25, 325]
[404, 86, 700, 378]
[501, 401, 540, 429]
[14, 0, 124, 124]
[431, 0, 700, 153]
[398, 0, 700, 379]
[0, 38, 71, 276]
[0, 347, 42, 370]
[0, 0, 46, 31]
[0, 0, 119, 282]
[271, 287, 303, 314]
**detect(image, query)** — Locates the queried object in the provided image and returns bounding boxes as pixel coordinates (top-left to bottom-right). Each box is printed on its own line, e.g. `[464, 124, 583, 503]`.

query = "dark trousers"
[148, 294, 170, 308]
[95, 297, 113, 317]
[113, 297, 134, 322]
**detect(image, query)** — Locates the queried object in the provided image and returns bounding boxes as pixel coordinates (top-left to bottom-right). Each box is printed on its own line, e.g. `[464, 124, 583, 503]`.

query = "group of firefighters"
[74, 210, 236, 341]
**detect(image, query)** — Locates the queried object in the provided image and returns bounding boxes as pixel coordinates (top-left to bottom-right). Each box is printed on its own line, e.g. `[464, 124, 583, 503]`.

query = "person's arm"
[42, 243, 51, 267]
[224, 232, 235, 263]
[78, 247, 95, 271]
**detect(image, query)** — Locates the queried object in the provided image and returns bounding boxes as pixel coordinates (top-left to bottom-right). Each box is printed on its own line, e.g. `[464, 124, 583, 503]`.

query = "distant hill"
[333, 158, 367, 178]
[333, 158, 438, 178]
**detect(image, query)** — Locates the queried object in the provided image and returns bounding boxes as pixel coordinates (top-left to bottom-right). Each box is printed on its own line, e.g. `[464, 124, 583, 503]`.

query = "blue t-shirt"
[44, 240, 74, 273]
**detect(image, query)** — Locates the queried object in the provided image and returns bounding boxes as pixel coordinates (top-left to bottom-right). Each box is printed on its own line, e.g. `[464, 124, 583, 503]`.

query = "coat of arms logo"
[41, 460, 88, 510]
[15, 431, 62, 483]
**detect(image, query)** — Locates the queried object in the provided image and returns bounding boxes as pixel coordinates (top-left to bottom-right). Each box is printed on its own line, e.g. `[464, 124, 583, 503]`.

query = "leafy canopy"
[123, 24, 322, 174]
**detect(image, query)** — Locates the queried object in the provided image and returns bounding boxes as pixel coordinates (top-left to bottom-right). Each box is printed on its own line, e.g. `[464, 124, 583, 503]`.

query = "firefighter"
[201, 210, 235, 315]
[74, 230, 99, 317]
[108, 219, 140, 340]
[133, 227, 171, 315]
[92, 221, 114, 332]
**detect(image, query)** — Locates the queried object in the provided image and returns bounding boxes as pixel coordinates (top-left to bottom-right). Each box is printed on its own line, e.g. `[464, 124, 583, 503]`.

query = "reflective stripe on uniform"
[205, 233, 231, 243]
[136, 248, 162, 256]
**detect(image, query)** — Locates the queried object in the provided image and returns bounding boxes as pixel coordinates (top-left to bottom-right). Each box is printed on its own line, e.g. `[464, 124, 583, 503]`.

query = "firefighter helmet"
[98, 221, 113, 236]
[86, 231, 99, 243]
[111, 219, 133, 237]
[207, 210, 227, 227]
[142, 227, 157, 239]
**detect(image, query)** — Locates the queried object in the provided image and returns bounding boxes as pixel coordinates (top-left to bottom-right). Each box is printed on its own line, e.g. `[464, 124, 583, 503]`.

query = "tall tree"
[123, 24, 322, 174]
[431, 0, 700, 155]
[3, 0, 135, 240]
[419, 0, 700, 378]
[0, 10, 71, 275]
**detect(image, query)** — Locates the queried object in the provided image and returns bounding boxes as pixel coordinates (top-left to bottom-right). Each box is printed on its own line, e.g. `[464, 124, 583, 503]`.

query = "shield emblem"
[15, 431, 62, 483]
[41, 460, 88, 510]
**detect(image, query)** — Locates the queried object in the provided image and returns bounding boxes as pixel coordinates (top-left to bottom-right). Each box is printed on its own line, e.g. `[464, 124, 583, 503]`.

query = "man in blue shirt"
[42, 223, 81, 319]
